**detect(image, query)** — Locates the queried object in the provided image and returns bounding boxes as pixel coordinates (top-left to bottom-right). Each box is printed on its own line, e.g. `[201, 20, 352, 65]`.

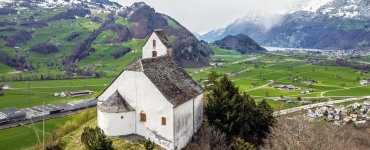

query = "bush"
[91, 17, 103, 23]
[184, 122, 228, 150]
[65, 32, 81, 41]
[5, 30, 33, 47]
[81, 126, 113, 150]
[30, 44, 58, 54]
[144, 139, 155, 150]
[230, 137, 256, 150]
[111, 47, 131, 59]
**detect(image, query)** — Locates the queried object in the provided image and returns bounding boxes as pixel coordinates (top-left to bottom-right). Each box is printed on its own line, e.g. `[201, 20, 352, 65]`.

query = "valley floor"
[0, 47, 370, 149]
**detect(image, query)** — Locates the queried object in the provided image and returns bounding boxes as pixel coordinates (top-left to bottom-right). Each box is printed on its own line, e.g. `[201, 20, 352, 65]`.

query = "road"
[244, 80, 274, 92]
[273, 96, 370, 116]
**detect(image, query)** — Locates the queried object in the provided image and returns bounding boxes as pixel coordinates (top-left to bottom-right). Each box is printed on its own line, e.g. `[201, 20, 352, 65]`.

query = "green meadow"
[188, 47, 370, 100]
[0, 78, 114, 109]
[0, 115, 73, 150]
[0, 46, 369, 110]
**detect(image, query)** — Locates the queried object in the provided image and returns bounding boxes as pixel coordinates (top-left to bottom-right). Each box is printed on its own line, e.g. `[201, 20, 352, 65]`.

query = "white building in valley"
[359, 79, 370, 85]
[97, 29, 204, 150]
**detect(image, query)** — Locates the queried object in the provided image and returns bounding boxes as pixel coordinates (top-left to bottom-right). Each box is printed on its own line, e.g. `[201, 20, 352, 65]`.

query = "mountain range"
[199, 0, 370, 50]
[0, 0, 212, 77]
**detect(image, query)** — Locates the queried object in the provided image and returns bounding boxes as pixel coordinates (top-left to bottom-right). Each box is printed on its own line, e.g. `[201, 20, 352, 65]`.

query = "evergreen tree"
[204, 71, 221, 90]
[206, 75, 240, 136]
[81, 127, 113, 150]
[205, 75, 275, 146]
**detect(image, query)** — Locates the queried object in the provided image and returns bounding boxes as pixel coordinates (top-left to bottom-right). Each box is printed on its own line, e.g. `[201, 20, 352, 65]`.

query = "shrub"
[30, 44, 58, 54]
[65, 32, 81, 41]
[184, 122, 228, 150]
[143, 139, 155, 150]
[81, 126, 113, 150]
[5, 30, 33, 47]
[111, 47, 131, 59]
[230, 137, 256, 150]
[91, 17, 103, 23]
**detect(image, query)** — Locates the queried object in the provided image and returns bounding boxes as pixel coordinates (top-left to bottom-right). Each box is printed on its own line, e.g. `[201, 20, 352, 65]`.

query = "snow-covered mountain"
[3, 0, 122, 11]
[200, 0, 370, 50]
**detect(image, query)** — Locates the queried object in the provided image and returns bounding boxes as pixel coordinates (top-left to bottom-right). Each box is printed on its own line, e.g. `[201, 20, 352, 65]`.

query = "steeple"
[142, 29, 173, 59]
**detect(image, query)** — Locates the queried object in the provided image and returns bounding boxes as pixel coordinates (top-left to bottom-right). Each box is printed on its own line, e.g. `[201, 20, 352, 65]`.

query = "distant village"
[306, 101, 370, 125]
[324, 49, 370, 59]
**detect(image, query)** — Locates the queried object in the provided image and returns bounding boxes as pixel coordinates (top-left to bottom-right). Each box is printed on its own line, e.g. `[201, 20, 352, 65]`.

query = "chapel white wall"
[173, 94, 203, 150]
[142, 33, 168, 59]
[98, 111, 135, 136]
[194, 94, 203, 130]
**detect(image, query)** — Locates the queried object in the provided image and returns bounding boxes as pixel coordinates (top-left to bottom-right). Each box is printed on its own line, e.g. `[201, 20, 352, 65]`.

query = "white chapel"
[97, 29, 204, 150]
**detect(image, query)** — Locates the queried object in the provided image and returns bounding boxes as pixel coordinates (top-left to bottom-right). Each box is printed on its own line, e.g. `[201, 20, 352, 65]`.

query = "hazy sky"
[112, 0, 307, 34]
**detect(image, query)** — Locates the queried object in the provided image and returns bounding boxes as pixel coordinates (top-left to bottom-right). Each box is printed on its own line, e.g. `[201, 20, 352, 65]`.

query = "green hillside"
[0, 0, 212, 81]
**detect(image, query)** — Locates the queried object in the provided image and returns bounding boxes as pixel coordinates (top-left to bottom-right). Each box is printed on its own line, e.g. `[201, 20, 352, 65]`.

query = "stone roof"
[139, 56, 203, 106]
[126, 59, 143, 72]
[98, 91, 135, 113]
[154, 29, 172, 48]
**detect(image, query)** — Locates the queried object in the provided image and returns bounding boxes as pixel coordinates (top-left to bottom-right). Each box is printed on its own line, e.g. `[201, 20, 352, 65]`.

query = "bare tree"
[262, 116, 370, 150]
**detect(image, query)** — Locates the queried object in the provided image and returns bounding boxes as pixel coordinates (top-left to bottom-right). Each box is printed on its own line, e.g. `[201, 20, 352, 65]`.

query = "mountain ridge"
[199, 0, 370, 50]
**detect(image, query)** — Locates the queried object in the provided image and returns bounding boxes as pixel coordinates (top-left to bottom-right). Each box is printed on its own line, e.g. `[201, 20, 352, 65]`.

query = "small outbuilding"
[0, 108, 26, 121]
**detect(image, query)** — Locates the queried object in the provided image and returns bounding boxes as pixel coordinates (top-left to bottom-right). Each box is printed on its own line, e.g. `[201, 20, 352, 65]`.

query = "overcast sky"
[112, 0, 308, 34]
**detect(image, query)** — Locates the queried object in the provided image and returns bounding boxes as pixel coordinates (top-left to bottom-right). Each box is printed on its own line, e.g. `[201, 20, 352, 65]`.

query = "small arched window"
[152, 51, 157, 57]
[153, 39, 156, 48]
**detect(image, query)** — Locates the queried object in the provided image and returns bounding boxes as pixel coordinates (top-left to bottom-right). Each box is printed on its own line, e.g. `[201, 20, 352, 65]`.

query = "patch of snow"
[295, 0, 334, 12]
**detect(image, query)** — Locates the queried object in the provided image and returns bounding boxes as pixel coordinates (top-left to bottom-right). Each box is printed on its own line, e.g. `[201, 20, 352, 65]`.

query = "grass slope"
[0, 115, 73, 150]
[0, 77, 114, 109]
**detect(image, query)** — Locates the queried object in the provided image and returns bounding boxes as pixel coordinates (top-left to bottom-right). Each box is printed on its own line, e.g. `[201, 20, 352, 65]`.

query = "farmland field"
[187, 47, 370, 101]
[0, 78, 114, 109]
[0, 115, 73, 150]
[0, 46, 369, 150]
[0, 48, 369, 110]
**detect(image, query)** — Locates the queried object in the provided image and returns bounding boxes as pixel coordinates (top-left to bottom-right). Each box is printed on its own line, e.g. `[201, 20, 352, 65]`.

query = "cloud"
[112, 0, 306, 34]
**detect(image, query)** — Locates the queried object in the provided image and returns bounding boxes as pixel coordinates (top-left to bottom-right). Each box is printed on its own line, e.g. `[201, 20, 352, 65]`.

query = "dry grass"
[262, 116, 370, 150]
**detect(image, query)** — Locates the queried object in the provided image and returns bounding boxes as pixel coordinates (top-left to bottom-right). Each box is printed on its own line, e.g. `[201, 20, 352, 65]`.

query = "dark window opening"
[152, 51, 157, 57]
[153, 39, 156, 48]
[140, 112, 146, 122]
[161, 117, 166, 125]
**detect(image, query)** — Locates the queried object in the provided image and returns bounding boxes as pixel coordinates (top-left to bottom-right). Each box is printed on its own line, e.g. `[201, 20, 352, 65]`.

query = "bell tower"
[142, 29, 173, 59]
